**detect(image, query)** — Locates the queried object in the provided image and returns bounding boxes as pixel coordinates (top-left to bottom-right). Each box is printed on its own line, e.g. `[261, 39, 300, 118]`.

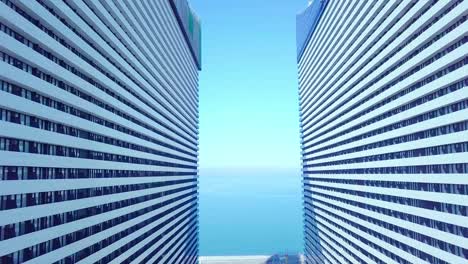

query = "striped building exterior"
[296, 1, 467, 263]
[0, 0, 200, 263]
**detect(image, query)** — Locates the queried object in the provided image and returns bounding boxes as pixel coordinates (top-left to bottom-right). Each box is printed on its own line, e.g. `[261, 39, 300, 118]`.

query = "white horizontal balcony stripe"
[304, 225, 349, 264]
[305, 211, 389, 264]
[298, 0, 395, 92]
[304, 234, 333, 264]
[68, 0, 191, 97]
[142, 223, 197, 264]
[0, 182, 194, 226]
[0, 151, 196, 173]
[0, 176, 194, 195]
[303, 42, 468, 144]
[303, 54, 468, 145]
[311, 193, 468, 248]
[23, 193, 196, 264]
[0, 91, 195, 160]
[301, 0, 457, 124]
[156, 0, 200, 77]
[305, 90, 468, 159]
[93, 0, 199, 130]
[307, 208, 421, 263]
[173, 234, 197, 264]
[82, 0, 198, 115]
[0, 189, 194, 256]
[0, 31, 196, 152]
[0, 8, 197, 151]
[299, 2, 382, 107]
[17, 0, 198, 134]
[303, 108, 468, 164]
[303, 225, 353, 264]
[304, 55, 468, 151]
[77, 201, 195, 264]
[78, 0, 197, 97]
[298, 0, 358, 78]
[304, 173, 468, 185]
[86, 1, 198, 126]
[170, 236, 197, 264]
[306, 187, 468, 228]
[308, 179, 468, 207]
[304, 130, 468, 165]
[111, 1, 198, 106]
[143, 0, 199, 84]
[115, 0, 199, 112]
[297, 0, 339, 70]
[118, 0, 198, 114]
[308, 242, 340, 264]
[147, 0, 199, 87]
[313, 202, 467, 264]
[298, 0, 404, 83]
[298, 0, 466, 262]
[300, 0, 364, 88]
[0, 122, 194, 167]
[299, 0, 425, 104]
[100, 1, 196, 118]
[298, 0, 385, 97]
[159, 225, 197, 264]
[179, 246, 197, 264]
[82, 0, 198, 102]
[316, 240, 347, 264]
[298, 0, 350, 86]
[159, 226, 198, 264]
[311, 209, 429, 264]
[302, 5, 448, 130]
[309, 153, 467, 171]
[0, 0, 200, 261]
[303, 19, 464, 137]
[106, 206, 194, 264]
[128, 215, 195, 264]
[305, 83, 468, 150]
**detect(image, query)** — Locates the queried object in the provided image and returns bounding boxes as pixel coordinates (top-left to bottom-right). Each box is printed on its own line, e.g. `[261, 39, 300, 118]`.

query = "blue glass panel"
[170, 0, 202, 70]
[296, 0, 329, 61]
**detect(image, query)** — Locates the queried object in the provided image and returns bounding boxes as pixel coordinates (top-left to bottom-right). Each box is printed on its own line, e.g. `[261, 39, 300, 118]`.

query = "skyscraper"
[0, 0, 200, 263]
[296, 1, 467, 263]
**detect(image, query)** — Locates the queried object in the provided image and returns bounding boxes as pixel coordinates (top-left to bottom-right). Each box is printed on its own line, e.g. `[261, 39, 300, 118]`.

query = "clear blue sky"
[190, 0, 306, 169]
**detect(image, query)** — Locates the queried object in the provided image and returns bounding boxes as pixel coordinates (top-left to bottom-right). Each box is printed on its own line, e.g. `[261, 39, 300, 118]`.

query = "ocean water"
[199, 168, 303, 256]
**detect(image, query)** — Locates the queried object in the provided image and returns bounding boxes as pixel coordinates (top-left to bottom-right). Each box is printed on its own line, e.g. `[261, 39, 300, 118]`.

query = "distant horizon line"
[198, 166, 302, 170]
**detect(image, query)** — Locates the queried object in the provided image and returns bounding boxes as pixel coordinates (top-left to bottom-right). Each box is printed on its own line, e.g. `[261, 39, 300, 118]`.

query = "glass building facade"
[0, 0, 200, 263]
[296, 1, 467, 263]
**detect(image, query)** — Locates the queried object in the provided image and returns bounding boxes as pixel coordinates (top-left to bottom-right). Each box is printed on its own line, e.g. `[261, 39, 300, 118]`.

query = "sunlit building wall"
[296, 0, 467, 263]
[0, 0, 200, 263]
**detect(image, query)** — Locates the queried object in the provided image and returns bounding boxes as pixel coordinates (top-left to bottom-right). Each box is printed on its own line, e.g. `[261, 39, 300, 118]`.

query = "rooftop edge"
[169, 0, 202, 70]
[296, 0, 328, 62]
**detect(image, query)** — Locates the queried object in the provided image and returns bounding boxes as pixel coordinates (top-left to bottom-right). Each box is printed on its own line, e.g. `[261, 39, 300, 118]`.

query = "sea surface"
[199, 168, 303, 256]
